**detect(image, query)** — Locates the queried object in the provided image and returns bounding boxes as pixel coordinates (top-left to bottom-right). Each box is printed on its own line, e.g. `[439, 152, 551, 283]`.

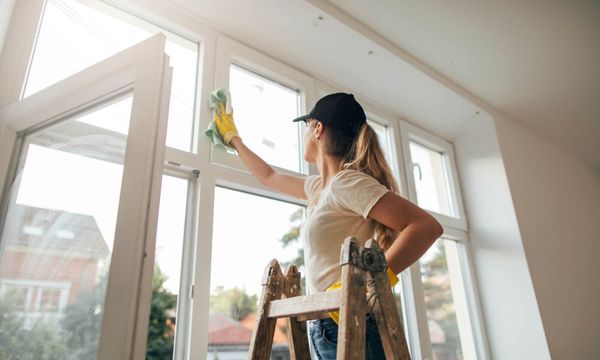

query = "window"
[409, 141, 455, 218]
[0, 282, 69, 314]
[400, 120, 467, 230]
[0, 94, 133, 355]
[368, 119, 395, 171]
[228, 64, 303, 172]
[39, 288, 62, 312]
[145, 175, 189, 358]
[419, 238, 477, 360]
[207, 187, 304, 358]
[397, 120, 480, 358]
[24, 0, 199, 151]
[1, 2, 489, 356]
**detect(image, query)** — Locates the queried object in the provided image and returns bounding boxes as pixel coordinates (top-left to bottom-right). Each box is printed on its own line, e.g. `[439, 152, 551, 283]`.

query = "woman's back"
[301, 169, 390, 295]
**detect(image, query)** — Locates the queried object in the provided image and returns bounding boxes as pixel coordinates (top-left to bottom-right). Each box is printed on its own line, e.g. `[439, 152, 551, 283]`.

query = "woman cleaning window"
[212, 91, 443, 359]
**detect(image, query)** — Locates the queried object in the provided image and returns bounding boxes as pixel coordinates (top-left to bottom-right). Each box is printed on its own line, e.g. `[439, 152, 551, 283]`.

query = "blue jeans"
[308, 312, 386, 359]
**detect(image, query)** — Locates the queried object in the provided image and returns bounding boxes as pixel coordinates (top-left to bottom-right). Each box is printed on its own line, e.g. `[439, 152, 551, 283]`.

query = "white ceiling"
[322, 0, 600, 172]
[170, 0, 600, 172]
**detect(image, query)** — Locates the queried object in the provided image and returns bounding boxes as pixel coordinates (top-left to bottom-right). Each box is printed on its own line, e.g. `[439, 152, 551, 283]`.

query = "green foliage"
[421, 241, 461, 356]
[0, 296, 68, 360]
[278, 208, 306, 291]
[209, 286, 257, 321]
[61, 273, 107, 359]
[0, 266, 178, 359]
[145, 266, 177, 360]
[279, 208, 303, 249]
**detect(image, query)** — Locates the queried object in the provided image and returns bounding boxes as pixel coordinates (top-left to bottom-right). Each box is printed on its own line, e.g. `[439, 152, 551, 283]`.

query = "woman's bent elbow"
[430, 218, 444, 239]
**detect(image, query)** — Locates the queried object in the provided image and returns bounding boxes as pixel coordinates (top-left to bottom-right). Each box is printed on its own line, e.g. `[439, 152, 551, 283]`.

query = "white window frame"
[0, 33, 172, 359]
[399, 121, 492, 360]
[212, 35, 316, 176]
[399, 119, 468, 231]
[159, 166, 199, 360]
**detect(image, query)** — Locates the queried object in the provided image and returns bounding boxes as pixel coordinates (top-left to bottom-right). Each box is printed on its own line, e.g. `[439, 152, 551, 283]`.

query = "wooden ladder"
[247, 237, 412, 360]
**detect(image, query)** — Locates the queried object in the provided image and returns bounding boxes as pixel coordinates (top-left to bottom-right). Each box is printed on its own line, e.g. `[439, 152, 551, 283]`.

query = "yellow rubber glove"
[214, 102, 239, 145]
[326, 267, 399, 325]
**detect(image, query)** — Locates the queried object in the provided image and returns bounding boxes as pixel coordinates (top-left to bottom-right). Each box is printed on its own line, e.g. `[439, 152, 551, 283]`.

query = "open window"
[22, 0, 199, 152]
[0, 34, 172, 359]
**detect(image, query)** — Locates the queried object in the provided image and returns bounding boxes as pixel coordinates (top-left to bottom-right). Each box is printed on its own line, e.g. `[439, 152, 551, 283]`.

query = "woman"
[215, 92, 443, 359]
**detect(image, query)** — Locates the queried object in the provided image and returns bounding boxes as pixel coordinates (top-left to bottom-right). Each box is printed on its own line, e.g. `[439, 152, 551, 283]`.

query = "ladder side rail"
[248, 259, 284, 360]
[337, 237, 367, 359]
[364, 239, 412, 360]
[282, 265, 311, 360]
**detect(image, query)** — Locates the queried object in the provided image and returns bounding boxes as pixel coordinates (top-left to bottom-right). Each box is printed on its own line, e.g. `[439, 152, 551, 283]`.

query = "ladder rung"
[267, 289, 342, 318]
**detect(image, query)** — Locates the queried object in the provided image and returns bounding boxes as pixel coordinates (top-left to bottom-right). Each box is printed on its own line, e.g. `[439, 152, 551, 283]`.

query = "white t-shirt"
[300, 169, 390, 295]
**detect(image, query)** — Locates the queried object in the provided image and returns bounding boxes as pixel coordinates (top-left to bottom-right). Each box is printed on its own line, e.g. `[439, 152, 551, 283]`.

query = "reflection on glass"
[25, 0, 198, 151]
[0, 94, 132, 359]
[420, 238, 476, 360]
[229, 64, 302, 172]
[409, 141, 454, 217]
[145, 175, 188, 359]
[208, 187, 304, 359]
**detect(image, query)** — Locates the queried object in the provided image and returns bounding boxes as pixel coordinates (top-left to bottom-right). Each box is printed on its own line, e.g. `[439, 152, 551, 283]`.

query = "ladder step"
[267, 289, 342, 318]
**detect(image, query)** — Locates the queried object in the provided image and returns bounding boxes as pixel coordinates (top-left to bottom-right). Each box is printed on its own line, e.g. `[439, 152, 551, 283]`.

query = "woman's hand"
[214, 102, 239, 145]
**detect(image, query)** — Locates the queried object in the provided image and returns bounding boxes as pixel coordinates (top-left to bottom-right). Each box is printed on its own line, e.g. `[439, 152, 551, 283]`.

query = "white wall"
[453, 115, 551, 360]
[0, 0, 16, 57]
[494, 117, 600, 359]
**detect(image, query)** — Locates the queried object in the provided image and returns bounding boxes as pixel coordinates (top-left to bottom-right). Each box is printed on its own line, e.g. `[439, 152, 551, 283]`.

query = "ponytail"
[326, 123, 400, 252]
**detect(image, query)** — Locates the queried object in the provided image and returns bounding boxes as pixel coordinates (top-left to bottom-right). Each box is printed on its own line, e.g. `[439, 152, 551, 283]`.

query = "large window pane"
[145, 175, 188, 360]
[208, 187, 304, 359]
[229, 64, 302, 173]
[420, 238, 476, 360]
[25, 0, 199, 151]
[409, 141, 456, 217]
[0, 94, 132, 359]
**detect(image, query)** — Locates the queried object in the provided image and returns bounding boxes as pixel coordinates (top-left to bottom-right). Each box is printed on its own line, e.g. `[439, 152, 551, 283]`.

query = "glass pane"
[229, 64, 302, 173]
[368, 120, 393, 167]
[208, 187, 304, 358]
[419, 238, 476, 360]
[145, 175, 188, 360]
[409, 141, 455, 217]
[25, 0, 198, 152]
[0, 94, 133, 359]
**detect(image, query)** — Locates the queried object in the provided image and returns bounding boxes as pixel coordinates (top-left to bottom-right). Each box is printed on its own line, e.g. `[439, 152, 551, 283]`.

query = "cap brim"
[292, 114, 310, 123]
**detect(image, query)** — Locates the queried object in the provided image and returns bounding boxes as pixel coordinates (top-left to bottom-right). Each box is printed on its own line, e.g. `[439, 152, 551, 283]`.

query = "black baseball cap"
[292, 93, 366, 137]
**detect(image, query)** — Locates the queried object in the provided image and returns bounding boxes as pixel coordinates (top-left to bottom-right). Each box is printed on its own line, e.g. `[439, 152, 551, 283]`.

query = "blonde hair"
[326, 123, 400, 252]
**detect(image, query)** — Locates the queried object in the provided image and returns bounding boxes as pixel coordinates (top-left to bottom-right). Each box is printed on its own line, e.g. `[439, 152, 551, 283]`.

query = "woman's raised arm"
[229, 137, 307, 200]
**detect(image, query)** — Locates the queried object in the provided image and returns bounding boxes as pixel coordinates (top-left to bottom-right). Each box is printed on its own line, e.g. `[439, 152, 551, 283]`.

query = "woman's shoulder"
[330, 169, 388, 194]
[331, 169, 377, 184]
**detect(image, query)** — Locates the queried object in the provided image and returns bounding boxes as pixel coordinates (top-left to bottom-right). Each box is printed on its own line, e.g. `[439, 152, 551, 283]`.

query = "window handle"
[412, 163, 422, 181]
